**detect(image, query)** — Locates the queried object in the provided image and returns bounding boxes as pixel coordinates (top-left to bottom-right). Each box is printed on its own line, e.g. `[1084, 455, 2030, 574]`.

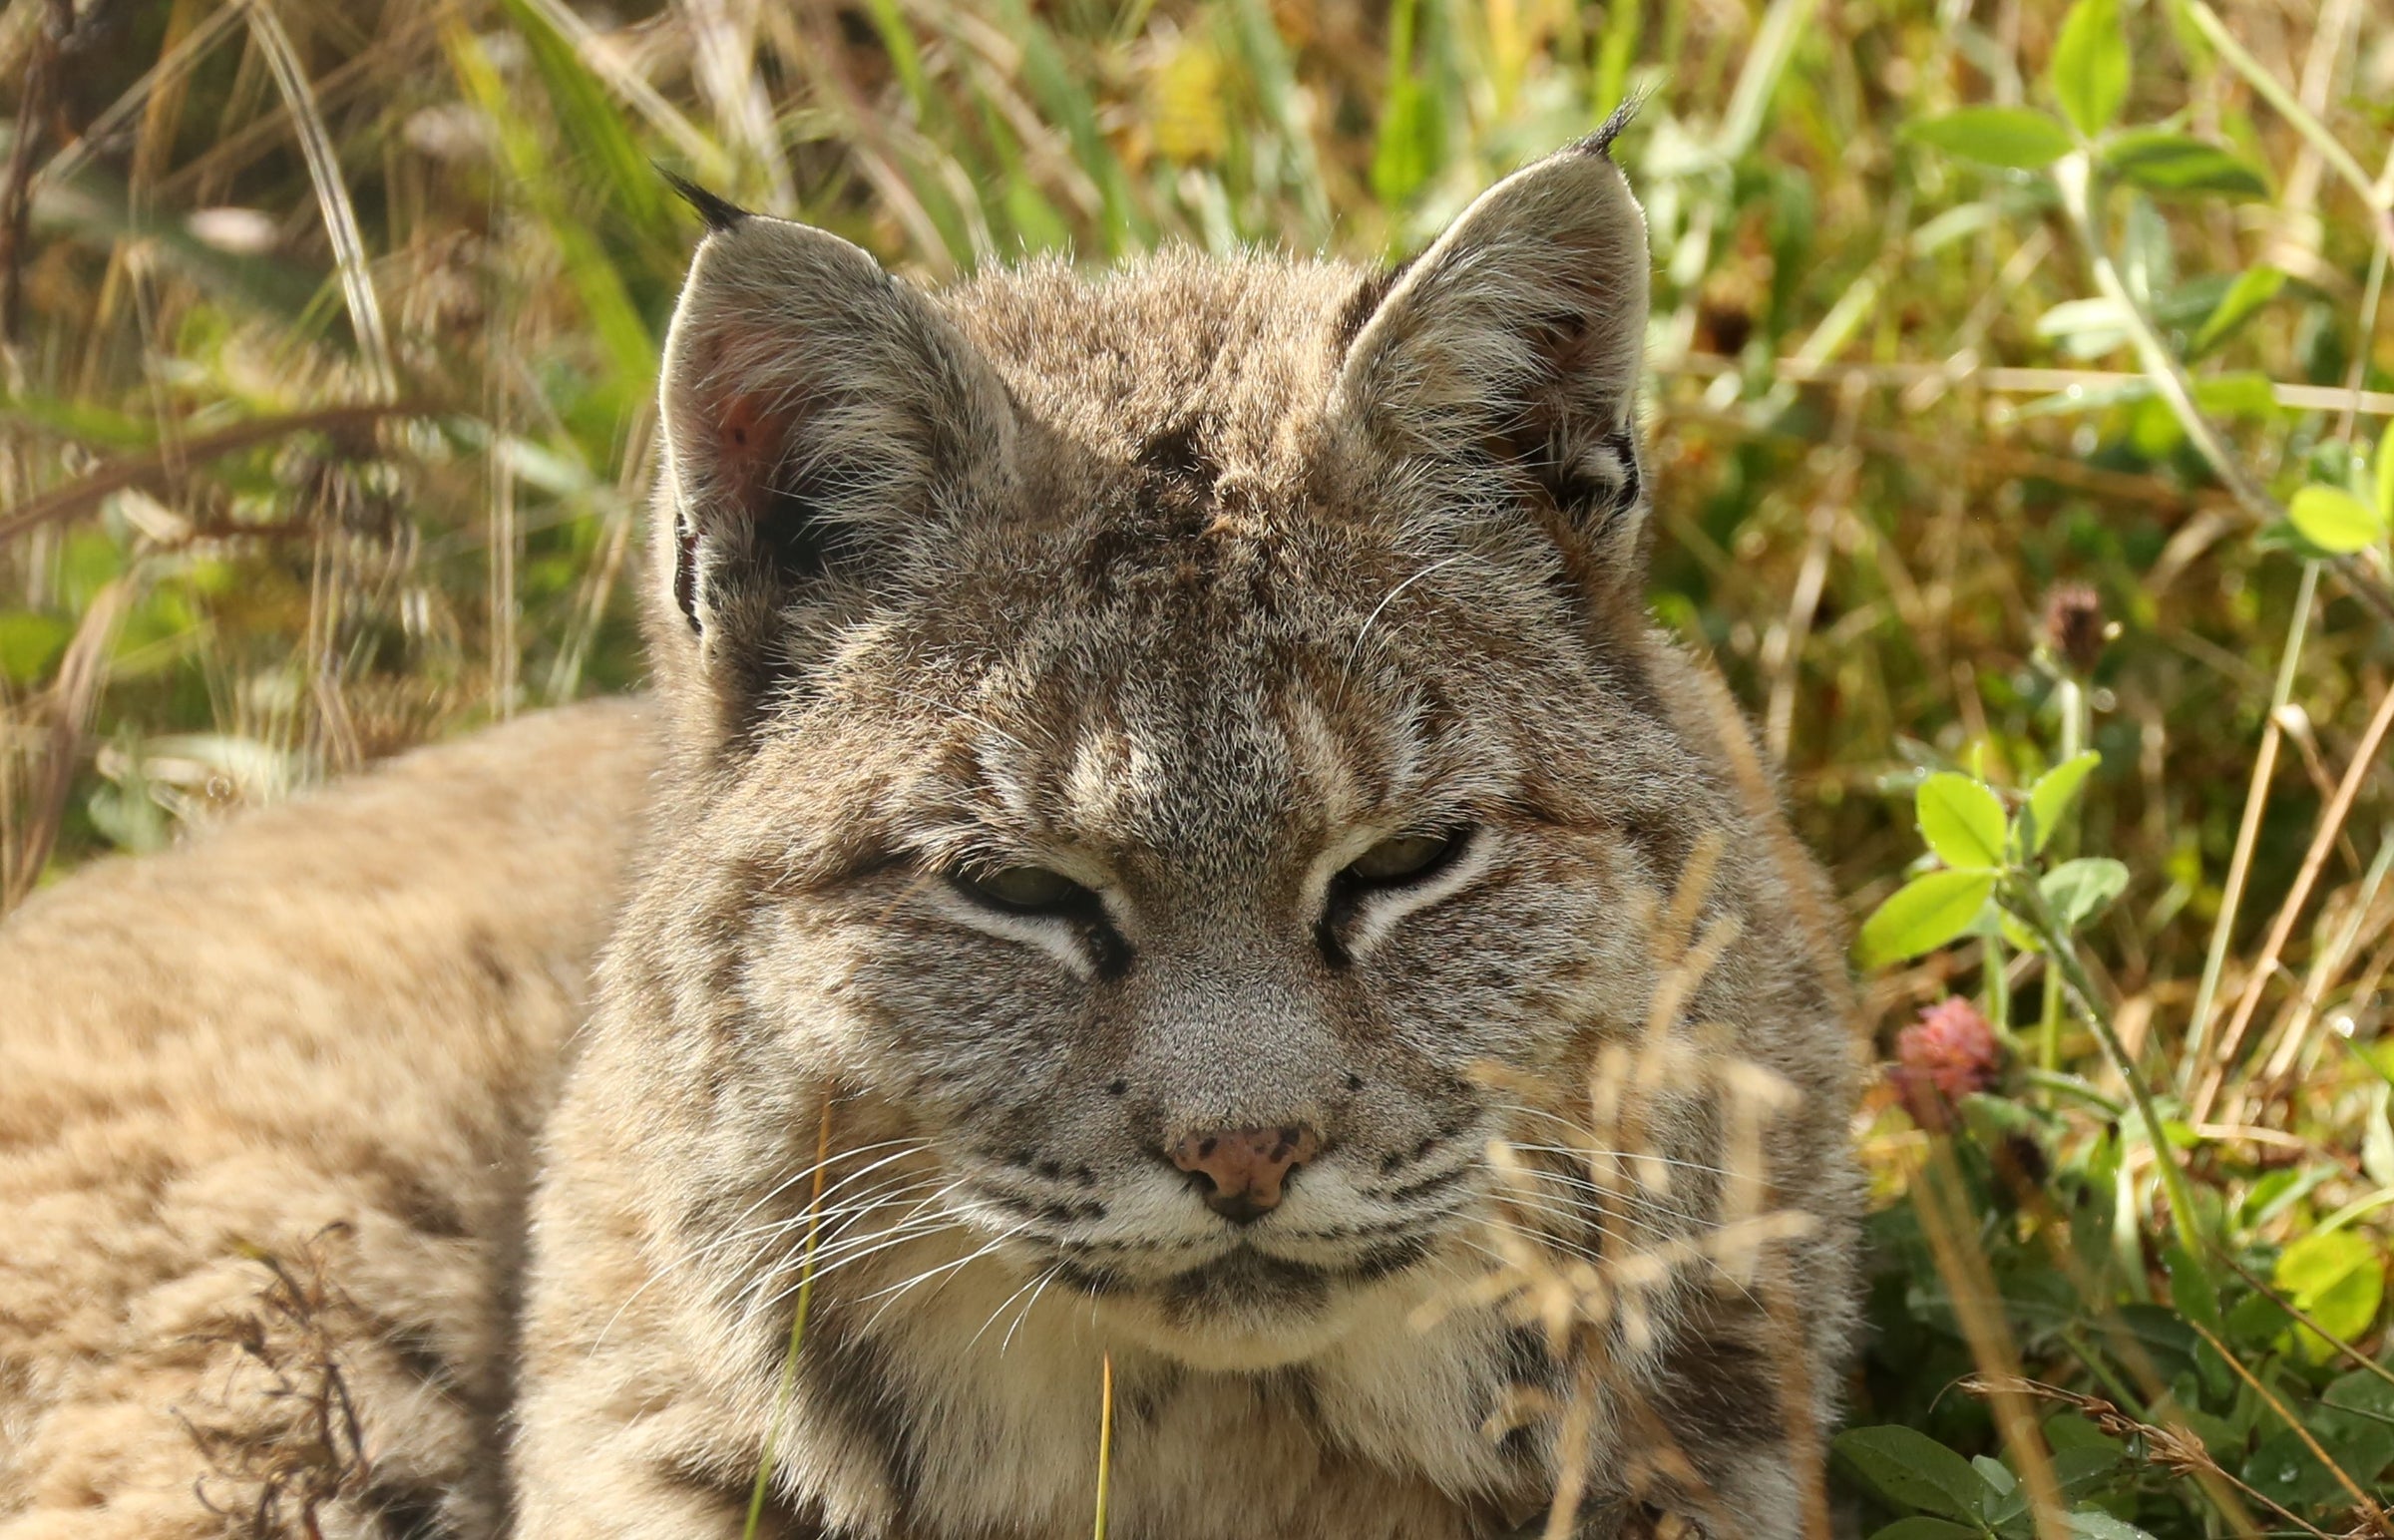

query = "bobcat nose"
[1170, 1125, 1321, 1224]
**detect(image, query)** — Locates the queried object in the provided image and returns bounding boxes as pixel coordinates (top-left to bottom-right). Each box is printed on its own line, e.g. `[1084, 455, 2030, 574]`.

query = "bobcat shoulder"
[515, 138, 1862, 1540]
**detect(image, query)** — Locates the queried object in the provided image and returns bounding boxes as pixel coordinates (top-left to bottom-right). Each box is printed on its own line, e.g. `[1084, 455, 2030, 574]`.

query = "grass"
[3, 0, 2392, 1532]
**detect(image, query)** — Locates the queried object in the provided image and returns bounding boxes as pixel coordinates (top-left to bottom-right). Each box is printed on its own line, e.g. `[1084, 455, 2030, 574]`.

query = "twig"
[1667, 404, 2230, 516]
[1908, 1142, 2073, 1540]
[1664, 353, 2394, 419]
[2258, 830, 2394, 1085]
[2194, 677, 2394, 1121]
[0, 403, 445, 547]
[2180, 561, 2319, 1091]
[0, 0, 75, 345]
[30, 1, 243, 196]
[2215, 1252, 2394, 1396]
[1960, 1375, 2311, 1539]
[2185, 1318, 2394, 1535]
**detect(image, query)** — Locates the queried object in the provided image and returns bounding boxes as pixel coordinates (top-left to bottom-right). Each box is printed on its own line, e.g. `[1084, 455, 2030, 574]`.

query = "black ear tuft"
[658, 167, 752, 233]
[1570, 96, 1645, 161]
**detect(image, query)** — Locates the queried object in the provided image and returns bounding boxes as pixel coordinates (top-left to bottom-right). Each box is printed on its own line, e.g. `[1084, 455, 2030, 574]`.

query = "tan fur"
[0, 701, 656, 1537]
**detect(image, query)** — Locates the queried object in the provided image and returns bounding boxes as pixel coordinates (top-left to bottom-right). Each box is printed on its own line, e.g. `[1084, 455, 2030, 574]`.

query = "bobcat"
[0, 127, 1860, 1540]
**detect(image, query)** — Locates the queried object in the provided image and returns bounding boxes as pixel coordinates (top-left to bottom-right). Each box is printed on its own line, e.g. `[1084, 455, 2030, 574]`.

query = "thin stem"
[2178, 0, 2394, 264]
[2041, 676, 2089, 1074]
[1091, 1351, 1115, 1540]
[1909, 1141, 2075, 1539]
[744, 1100, 838, 1540]
[1984, 930, 2012, 1044]
[2053, 675, 2082, 764]
[2051, 154, 2394, 628]
[2338, 196, 2390, 447]
[2185, 1318, 2393, 1533]
[2053, 154, 2267, 511]
[2194, 675, 2394, 1121]
[2038, 952, 2066, 1075]
[2181, 561, 2318, 1091]
[2021, 1067, 2125, 1117]
[2012, 873, 2209, 1273]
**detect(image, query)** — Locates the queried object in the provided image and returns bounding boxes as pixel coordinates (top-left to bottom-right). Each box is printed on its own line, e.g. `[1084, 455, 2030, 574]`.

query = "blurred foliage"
[3, 0, 2392, 1531]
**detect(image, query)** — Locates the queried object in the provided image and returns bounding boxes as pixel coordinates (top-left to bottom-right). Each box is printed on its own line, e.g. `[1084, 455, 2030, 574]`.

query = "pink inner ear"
[708, 392, 795, 513]
[716, 393, 769, 462]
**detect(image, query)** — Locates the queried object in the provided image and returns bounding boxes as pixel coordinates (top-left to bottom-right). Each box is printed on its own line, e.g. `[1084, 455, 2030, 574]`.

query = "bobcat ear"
[1332, 131, 1651, 587]
[653, 211, 1014, 725]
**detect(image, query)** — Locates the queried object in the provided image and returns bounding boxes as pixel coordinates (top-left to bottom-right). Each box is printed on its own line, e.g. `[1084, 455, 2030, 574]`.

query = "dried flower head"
[1891, 995, 2002, 1130]
[2042, 582, 2107, 678]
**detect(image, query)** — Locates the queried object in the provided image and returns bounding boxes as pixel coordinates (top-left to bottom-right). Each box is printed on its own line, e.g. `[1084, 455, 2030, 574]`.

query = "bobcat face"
[641, 136, 1701, 1369]
[719, 505, 1690, 1366]
[515, 132, 1860, 1540]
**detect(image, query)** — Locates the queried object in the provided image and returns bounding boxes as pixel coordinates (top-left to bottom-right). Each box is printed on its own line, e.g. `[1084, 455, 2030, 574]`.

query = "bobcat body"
[0, 134, 1861, 1540]
[0, 702, 656, 1538]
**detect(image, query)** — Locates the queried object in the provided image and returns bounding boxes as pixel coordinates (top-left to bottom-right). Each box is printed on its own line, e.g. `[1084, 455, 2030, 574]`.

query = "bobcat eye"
[952, 864, 1093, 915]
[946, 862, 1132, 981]
[1343, 829, 1466, 886]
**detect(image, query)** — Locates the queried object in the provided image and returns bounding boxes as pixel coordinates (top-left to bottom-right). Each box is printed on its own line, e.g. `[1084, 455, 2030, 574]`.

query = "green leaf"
[1372, 0, 1445, 205]
[0, 610, 71, 686]
[1918, 772, 2008, 871]
[2314, 1385, 2394, 1491]
[2224, 1287, 2295, 1347]
[2241, 1426, 2352, 1512]
[2023, 752, 2101, 855]
[2051, 0, 2128, 137]
[2275, 1230, 2385, 1355]
[2165, 1243, 2222, 1339]
[1858, 871, 2000, 967]
[2191, 265, 2285, 354]
[2325, 1365, 2394, 1429]
[2045, 1411, 2126, 1460]
[1867, 1522, 1977, 1540]
[0, 391, 161, 449]
[2041, 858, 2130, 931]
[2066, 1513, 2158, 1540]
[2192, 371, 2278, 420]
[2104, 131, 2269, 197]
[2288, 485, 2388, 555]
[2050, 1443, 2127, 1498]
[1832, 1425, 1995, 1520]
[2035, 296, 2128, 356]
[986, 0, 1136, 249]
[1908, 108, 2075, 170]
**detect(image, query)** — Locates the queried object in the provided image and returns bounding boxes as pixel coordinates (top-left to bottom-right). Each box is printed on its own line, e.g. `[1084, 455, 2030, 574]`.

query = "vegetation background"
[2, 0, 2391, 1532]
